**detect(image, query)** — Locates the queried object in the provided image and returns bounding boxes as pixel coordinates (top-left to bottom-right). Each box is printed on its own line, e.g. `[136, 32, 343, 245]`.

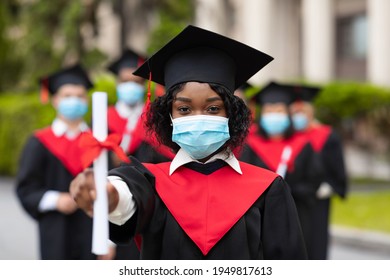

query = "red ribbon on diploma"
[80, 132, 130, 169]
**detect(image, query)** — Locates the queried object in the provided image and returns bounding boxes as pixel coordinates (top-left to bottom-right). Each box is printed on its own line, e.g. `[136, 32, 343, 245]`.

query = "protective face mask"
[260, 112, 290, 136]
[116, 81, 145, 105]
[172, 115, 230, 160]
[58, 97, 88, 120]
[292, 113, 308, 131]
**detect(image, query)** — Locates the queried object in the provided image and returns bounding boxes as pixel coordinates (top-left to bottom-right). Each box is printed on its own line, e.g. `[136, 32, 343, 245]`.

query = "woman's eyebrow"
[174, 97, 192, 102]
[206, 96, 222, 102]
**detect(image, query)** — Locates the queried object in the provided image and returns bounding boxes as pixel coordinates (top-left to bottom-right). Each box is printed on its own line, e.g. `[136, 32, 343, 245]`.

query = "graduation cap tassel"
[146, 72, 152, 107]
[40, 78, 49, 104]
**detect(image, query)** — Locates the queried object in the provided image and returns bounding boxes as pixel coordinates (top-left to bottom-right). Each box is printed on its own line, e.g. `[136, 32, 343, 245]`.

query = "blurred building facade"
[95, 0, 389, 88]
[194, 0, 390, 87]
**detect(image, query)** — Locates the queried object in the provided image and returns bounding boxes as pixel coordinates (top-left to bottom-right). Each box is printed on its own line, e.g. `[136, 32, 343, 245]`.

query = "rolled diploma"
[91, 92, 109, 255]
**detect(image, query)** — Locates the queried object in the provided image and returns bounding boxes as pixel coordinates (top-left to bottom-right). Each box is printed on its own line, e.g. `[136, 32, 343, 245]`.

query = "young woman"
[239, 81, 324, 259]
[70, 25, 307, 260]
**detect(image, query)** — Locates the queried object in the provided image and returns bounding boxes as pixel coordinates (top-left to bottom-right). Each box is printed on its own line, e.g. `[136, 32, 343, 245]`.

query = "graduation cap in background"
[289, 84, 322, 103]
[133, 25, 273, 94]
[107, 48, 147, 76]
[39, 64, 94, 104]
[237, 82, 253, 92]
[252, 81, 296, 105]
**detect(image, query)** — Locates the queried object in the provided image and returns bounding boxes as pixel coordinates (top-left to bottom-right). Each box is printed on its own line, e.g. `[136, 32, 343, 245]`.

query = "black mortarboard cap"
[252, 81, 295, 105]
[108, 48, 147, 75]
[40, 63, 93, 96]
[238, 82, 253, 91]
[289, 84, 322, 102]
[133, 25, 273, 93]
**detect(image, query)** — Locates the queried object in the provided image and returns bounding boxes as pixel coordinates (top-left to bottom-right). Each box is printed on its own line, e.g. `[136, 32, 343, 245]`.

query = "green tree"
[2, 0, 106, 92]
[147, 0, 194, 54]
[0, 0, 22, 92]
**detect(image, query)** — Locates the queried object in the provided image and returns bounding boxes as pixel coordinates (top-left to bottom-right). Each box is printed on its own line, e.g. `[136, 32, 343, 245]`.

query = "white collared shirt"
[169, 148, 242, 175]
[51, 118, 89, 140]
[38, 118, 89, 212]
[115, 101, 144, 151]
[115, 101, 144, 119]
[108, 149, 242, 225]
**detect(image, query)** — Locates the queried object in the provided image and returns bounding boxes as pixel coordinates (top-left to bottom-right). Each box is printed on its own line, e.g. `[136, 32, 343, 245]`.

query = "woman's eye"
[207, 106, 220, 113]
[178, 107, 190, 113]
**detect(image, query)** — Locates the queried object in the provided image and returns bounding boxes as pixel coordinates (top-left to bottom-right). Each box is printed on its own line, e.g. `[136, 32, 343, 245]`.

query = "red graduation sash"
[35, 127, 88, 176]
[144, 161, 277, 255]
[246, 133, 309, 173]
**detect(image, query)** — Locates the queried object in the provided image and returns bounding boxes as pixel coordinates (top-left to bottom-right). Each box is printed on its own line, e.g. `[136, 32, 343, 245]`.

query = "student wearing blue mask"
[15, 64, 104, 259]
[69, 26, 307, 260]
[289, 85, 348, 259]
[107, 49, 174, 167]
[239, 81, 324, 259]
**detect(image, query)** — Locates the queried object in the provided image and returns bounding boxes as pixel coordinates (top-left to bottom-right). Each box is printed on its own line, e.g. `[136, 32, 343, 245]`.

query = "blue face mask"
[292, 113, 308, 131]
[172, 115, 230, 160]
[116, 81, 145, 105]
[260, 113, 290, 136]
[58, 97, 88, 120]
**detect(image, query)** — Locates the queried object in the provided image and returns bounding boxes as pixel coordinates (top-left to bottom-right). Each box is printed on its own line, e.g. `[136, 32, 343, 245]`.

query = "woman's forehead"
[262, 102, 288, 111]
[174, 82, 220, 100]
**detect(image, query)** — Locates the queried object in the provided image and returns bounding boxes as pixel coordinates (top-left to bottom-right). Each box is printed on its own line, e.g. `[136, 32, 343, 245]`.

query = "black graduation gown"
[15, 130, 95, 260]
[306, 127, 348, 259]
[108, 157, 307, 260]
[107, 106, 174, 260]
[239, 132, 324, 258]
[112, 141, 174, 260]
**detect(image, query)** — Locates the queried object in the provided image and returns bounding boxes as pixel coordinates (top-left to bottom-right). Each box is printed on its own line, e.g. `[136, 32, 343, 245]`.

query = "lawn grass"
[330, 190, 390, 233]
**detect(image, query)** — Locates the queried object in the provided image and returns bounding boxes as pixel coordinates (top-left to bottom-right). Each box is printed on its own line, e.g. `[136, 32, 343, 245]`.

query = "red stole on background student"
[35, 127, 88, 176]
[144, 162, 277, 256]
[246, 132, 309, 173]
[107, 106, 175, 160]
[300, 124, 332, 153]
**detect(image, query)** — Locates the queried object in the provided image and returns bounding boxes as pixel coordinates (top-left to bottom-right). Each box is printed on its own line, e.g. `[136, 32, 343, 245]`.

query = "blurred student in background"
[107, 48, 174, 166]
[239, 81, 324, 258]
[15, 64, 101, 259]
[290, 85, 348, 259]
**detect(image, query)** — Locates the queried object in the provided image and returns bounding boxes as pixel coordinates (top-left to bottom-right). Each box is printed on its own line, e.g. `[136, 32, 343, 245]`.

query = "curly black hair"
[145, 82, 252, 154]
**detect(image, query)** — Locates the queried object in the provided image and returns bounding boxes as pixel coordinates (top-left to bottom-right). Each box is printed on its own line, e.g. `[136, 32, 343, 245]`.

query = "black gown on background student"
[239, 82, 324, 257]
[15, 64, 95, 259]
[289, 85, 348, 259]
[105, 26, 307, 259]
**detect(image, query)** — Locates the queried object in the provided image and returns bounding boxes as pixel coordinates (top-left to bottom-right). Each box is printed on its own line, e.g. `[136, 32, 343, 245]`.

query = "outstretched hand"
[69, 168, 119, 217]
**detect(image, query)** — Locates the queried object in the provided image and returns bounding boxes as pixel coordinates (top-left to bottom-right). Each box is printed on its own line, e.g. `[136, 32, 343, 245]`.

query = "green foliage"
[2, 0, 106, 92]
[90, 73, 117, 105]
[0, 1, 23, 92]
[314, 82, 390, 126]
[147, 0, 194, 54]
[331, 191, 390, 233]
[0, 93, 55, 175]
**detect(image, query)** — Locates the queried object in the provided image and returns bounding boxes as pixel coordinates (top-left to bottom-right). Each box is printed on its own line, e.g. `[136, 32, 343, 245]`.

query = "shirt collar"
[115, 101, 144, 119]
[169, 148, 242, 175]
[51, 118, 89, 139]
